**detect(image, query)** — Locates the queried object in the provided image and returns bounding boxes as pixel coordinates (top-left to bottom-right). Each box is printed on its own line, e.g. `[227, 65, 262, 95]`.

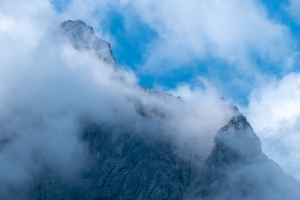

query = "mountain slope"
[190, 114, 300, 200]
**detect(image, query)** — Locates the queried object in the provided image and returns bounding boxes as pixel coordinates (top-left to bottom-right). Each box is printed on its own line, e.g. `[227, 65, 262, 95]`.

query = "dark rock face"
[5, 113, 300, 199]
[60, 20, 117, 67]
[81, 124, 194, 200]
[16, 123, 195, 200]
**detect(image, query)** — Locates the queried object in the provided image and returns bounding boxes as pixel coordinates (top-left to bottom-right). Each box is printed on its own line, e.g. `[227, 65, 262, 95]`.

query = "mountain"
[2, 20, 300, 200]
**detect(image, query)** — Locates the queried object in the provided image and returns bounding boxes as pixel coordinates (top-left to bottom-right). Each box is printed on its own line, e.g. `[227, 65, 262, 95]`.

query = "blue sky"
[50, 0, 300, 106]
[52, 0, 300, 105]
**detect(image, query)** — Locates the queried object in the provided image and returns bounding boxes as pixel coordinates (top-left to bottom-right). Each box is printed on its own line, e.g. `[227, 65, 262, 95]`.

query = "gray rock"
[190, 114, 300, 200]
[17, 113, 300, 200]
[60, 20, 117, 67]
[80, 123, 193, 200]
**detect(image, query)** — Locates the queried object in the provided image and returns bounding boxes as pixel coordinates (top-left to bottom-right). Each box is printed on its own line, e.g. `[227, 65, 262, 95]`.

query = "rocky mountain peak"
[212, 114, 263, 164]
[219, 114, 251, 132]
[60, 20, 117, 67]
[189, 113, 300, 199]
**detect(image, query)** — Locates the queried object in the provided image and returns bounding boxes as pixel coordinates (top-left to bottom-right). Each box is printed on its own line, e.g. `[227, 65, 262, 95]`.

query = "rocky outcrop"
[60, 20, 117, 67]
[81, 124, 194, 200]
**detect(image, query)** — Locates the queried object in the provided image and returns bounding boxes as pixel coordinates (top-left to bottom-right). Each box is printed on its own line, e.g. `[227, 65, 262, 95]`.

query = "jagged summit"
[189, 113, 300, 200]
[208, 114, 263, 168]
[60, 20, 117, 66]
[216, 114, 262, 157]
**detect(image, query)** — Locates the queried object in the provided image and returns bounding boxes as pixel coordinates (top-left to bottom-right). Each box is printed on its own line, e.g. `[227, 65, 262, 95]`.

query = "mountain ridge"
[60, 19, 117, 67]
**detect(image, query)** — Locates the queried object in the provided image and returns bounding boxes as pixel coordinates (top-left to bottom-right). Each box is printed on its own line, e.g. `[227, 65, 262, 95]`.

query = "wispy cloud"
[286, 0, 300, 23]
[59, 0, 299, 105]
[59, 0, 297, 72]
[0, 0, 235, 196]
[245, 73, 300, 180]
[124, 0, 295, 73]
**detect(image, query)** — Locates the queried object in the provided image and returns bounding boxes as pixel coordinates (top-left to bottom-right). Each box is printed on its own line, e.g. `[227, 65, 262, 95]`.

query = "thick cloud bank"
[0, 0, 234, 196]
[65, 0, 295, 74]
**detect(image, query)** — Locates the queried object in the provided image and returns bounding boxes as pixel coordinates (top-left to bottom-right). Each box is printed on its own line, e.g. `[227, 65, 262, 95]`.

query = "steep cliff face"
[77, 113, 300, 200]
[21, 113, 300, 200]
[22, 123, 195, 200]
[81, 124, 194, 200]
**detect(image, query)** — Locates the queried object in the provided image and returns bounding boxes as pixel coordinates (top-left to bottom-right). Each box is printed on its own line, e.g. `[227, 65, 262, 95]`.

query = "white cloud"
[0, 0, 235, 194]
[117, 0, 295, 74]
[166, 79, 235, 156]
[59, 0, 296, 75]
[286, 0, 300, 23]
[245, 73, 300, 180]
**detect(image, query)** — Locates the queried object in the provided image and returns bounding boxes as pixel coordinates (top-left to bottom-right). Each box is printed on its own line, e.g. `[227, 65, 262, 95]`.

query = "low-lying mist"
[0, 15, 234, 196]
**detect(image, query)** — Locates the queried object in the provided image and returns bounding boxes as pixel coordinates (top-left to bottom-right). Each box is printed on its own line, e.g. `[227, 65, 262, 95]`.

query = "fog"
[0, 1, 234, 196]
[245, 73, 300, 180]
